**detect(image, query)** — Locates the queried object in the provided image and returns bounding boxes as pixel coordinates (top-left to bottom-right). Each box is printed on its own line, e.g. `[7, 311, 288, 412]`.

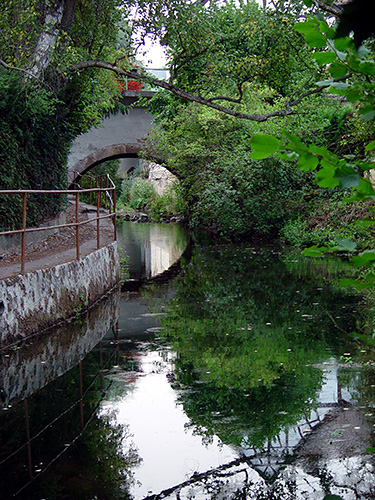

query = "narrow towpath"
[0, 200, 115, 279]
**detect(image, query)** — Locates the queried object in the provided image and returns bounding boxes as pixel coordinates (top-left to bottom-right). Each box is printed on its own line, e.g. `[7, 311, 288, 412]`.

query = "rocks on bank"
[116, 208, 185, 225]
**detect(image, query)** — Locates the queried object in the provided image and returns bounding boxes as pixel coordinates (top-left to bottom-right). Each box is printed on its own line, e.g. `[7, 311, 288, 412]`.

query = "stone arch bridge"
[67, 91, 158, 187]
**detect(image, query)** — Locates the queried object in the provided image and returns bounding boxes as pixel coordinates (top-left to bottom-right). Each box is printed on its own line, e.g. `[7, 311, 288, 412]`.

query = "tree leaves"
[313, 52, 336, 65]
[328, 61, 347, 79]
[294, 20, 326, 48]
[249, 134, 282, 159]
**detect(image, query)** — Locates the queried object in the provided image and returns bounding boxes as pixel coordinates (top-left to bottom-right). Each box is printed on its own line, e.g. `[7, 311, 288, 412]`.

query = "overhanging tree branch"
[315, 0, 342, 18]
[72, 59, 338, 122]
[0, 58, 41, 81]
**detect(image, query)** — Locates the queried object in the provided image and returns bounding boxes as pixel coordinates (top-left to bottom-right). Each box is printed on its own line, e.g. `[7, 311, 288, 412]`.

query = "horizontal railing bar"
[0, 212, 115, 237]
[0, 187, 114, 195]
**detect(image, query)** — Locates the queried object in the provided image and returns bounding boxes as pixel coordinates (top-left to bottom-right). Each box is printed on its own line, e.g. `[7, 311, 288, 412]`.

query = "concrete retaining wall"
[0, 242, 120, 347]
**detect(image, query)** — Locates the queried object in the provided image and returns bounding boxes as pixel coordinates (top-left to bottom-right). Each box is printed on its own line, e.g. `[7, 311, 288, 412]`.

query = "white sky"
[138, 40, 167, 68]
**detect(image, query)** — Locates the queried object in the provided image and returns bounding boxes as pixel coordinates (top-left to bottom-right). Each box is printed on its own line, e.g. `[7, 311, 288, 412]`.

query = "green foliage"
[150, 185, 180, 220]
[145, 98, 331, 238]
[280, 199, 375, 250]
[120, 167, 185, 219]
[0, 0, 130, 229]
[248, 11, 375, 186]
[128, 177, 156, 211]
[133, 0, 313, 97]
[0, 71, 68, 229]
[248, 7, 375, 294]
[140, 0, 356, 239]
[191, 154, 309, 237]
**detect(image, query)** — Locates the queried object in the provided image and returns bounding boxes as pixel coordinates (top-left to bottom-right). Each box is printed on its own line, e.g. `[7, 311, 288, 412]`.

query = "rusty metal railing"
[0, 174, 117, 274]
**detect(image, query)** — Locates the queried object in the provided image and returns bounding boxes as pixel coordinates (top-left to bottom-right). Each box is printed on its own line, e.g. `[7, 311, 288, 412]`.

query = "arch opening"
[67, 143, 176, 189]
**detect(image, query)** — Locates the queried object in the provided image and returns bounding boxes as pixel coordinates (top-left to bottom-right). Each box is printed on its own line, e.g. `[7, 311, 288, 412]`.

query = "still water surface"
[0, 222, 374, 499]
[117, 221, 189, 280]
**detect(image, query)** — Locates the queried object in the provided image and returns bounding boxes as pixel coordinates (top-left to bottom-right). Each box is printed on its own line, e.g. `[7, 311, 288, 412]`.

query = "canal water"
[0, 222, 374, 499]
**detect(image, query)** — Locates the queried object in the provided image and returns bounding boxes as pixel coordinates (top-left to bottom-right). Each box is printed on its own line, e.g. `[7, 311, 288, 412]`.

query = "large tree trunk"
[61, 0, 77, 33]
[27, 0, 64, 78]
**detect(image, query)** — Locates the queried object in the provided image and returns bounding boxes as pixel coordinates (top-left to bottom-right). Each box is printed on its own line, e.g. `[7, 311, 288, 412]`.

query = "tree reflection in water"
[0, 343, 141, 500]
[1, 240, 374, 500]
[151, 242, 361, 462]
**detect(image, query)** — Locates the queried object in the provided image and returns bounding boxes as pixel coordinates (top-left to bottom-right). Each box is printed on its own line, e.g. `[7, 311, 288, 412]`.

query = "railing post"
[21, 193, 27, 274]
[96, 190, 100, 250]
[75, 192, 80, 260]
[113, 186, 117, 242]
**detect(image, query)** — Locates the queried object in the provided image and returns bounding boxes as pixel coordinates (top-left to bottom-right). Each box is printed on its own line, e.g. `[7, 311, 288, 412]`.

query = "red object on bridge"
[116, 64, 144, 91]
[127, 79, 143, 91]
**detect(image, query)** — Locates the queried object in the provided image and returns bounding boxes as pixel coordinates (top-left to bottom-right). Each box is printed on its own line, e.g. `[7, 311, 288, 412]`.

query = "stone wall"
[0, 242, 120, 347]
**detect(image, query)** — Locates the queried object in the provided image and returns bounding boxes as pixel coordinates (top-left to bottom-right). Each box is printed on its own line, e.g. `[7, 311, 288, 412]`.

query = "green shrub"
[280, 198, 375, 250]
[280, 218, 337, 247]
[188, 154, 312, 238]
[151, 186, 182, 220]
[128, 178, 156, 211]
[0, 71, 69, 230]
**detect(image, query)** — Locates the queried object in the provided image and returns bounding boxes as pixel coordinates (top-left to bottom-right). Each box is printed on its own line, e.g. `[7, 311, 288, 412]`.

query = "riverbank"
[117, 207, 186, 225]
[0, 200, 120, 347]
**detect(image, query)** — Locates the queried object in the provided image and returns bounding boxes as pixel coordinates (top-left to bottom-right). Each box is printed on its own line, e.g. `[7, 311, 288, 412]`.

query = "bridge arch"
[67, 142, 144, 187]
[66, 96, 176, 188]
[67, 103, 155, 187]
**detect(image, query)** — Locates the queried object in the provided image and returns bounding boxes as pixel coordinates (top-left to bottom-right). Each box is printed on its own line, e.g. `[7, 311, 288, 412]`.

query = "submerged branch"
[142, 456, 250, 500]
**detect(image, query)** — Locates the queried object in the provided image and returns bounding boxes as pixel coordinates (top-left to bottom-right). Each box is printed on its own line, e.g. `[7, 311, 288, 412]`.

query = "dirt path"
[0, 200, 116, 279]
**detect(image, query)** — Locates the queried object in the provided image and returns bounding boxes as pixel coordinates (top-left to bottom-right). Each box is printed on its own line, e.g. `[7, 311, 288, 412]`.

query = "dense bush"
[151, 185, 184, 221]
[280, 200, 375, 250]
[119, 168, 185, 219]
[0, 72, 70, 230]
[190, 154, 313, 238]
[127, 178, 156, 211]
